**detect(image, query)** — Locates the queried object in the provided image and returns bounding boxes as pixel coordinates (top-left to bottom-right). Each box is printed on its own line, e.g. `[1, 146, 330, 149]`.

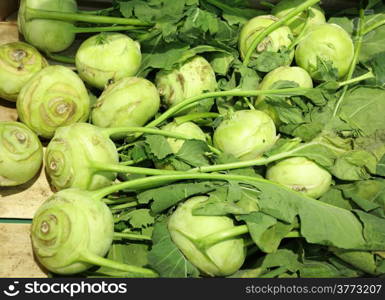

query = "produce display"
[1, 0, 385, 278]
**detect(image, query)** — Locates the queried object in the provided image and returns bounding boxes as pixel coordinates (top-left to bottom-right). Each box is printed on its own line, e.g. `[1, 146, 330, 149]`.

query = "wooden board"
[0, 224, 47, 278]
[0, 2, 50, 278]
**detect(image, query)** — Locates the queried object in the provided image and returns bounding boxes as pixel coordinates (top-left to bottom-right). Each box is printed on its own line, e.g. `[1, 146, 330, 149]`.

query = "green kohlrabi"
[272, 0, 326, 36]
[91, 77, 160, 129]
[239, 15, 294, 63]
[45, 123, 119, 191]
[161, 121, 207, 153]
[75, 33, 142, 89]
[45, 123, 209, 191]
[255, 66, 313, 123]
[0, 42, 47, 102]
[18, 0, 150, 53]
[31, 188, 158, 276]
[295, 23, 354, 80]
[17, 65, 90, 139]
[213, 110, 278, 161]
[257, 66, 313, 103]
[155, 56, 217, 115]
[0, 122, 43, 186]
[266, 157, 332, 198]
[168, 196, 246, 276]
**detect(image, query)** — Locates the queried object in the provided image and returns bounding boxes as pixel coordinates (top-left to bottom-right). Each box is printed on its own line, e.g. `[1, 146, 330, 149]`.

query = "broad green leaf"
[148, 221, 200, 278]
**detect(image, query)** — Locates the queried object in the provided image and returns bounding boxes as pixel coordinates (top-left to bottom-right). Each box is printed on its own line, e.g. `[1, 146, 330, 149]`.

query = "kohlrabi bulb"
[0, 122, 43, 186]
[91, 77, 160, 128]
[18, 0, 77, 52]
[0, 42, 47, 102]
[266, 157, 332, 198]
[45, 123, 119, 191]
[75, 33, 142, 89]
[162, 121, 206, 153]
[295, 24, 354, 80]
[272, 0, 326, 36]
[31, 188, 114, 274]
[17, 65, 90, 139]
[155, 56, 217, 115]
[239, 15, 294, 62]
[255, 66, 313, 123]
[168, 196, 246, 276]
[213, 110, 277, 160]
[256, 66, 313, 103]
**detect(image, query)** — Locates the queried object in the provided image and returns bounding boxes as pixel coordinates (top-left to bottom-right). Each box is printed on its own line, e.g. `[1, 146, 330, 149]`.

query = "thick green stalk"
[333, 8, 365, 117]
[189, 141, 315, 173]
[92, 172, 291, 200]
[73, 25, 145, 33]
[44, 52, 75, 64]
[109, 201, 138, 210]
[195, 225, 249, 250]
[145, 87, 314, 129]
[80, 251, 158, 277]
[174, 112, 221, 124]
[337, 71, 374, 88]
[102, 126, 222, 155]
[103, 126, 202, 140]
[113, 232, 152, 241]
[243, 0, 321, 66]
[260, 266, 288, 278]
[363, 17, 385, 35]
[78, 8, 115, 15]
[26, 7, 150, 26]
[103, 196, 136, 205]
[90, 161, 184, 176]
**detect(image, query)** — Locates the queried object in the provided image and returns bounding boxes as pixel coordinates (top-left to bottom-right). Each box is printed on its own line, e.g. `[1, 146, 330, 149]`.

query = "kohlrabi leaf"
[148, 220, 200, 278]
[339, 87, 385, 136]
[319, 188, 354, 211]
[175, 140, 211, 167]
[145, 135, 174, 160]
[360, 20, 385, 62]
[250, 50, 293, 73]
[137, 181, 220, 213]
[237, 212, 295, 253]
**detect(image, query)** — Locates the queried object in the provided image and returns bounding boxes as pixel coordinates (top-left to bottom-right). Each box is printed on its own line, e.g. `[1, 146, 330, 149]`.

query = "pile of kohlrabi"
[1, 0, 385, 278]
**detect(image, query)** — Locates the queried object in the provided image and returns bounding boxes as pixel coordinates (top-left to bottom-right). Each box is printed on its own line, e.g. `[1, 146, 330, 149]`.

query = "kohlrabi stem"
[145, 87, 314, 128]
[80, 251, 158, 277]
[78, 8, 115, 15]
[189, 141, 316, 173]
[205, 0, 246, 15]
[285, 231, 301, 238]
[109, 201, 138, 210]
[174, 112, 221, 124]
[92, 172, 291, 201]
[362, 18, 385, 35]
[73, 25, 146, 33]
[90, 161, 184, 176]
[260, 266, 288, 278]
[26, 7, 151, 26]
[102, 126, 222, 155]
[243, 0, 321, 66]
[288, 10, 312, 51]
[337, 71, 374, 87]
[102, 126, 201, 140]
[195, 225, 249, 250]
[113, 232, 152, 241]
[44, 52, 75, 64]
[260, 1, 275, 9]
[103, 196, 136, 205]
[333, 8, 365, 117]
